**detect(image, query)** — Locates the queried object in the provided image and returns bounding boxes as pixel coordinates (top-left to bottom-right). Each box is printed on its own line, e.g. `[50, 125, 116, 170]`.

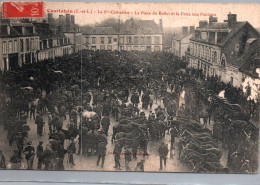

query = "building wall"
[0, 36, 40, 71]
[223, 23, 259, 64]
[180, 34, 193, 57]
[172, 40, 180, 57]
[119, 34, 163, 52]
[83, 34, 118, 51]
[38, 45, 72, 61]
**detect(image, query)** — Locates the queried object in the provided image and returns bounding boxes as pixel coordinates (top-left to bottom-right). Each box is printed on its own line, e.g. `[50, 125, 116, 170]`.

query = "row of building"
[0, 13, 81, 71]
[0, 13, 164, 72]
[172, 13, 259, 90]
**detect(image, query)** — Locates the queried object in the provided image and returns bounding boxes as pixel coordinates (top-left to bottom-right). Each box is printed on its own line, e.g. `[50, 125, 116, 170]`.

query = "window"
[120, 46, 124, 50]
[31, 38, 34, 50]
[26, 39, 30, 51]
[201, 32, 207, 41]
[92, 37, 96, 44]
[140, 37, 145, 44]
[127, 37, 132, 44]
[49, 39, 53, 48]
[146, 46, 151, 51]
[108, 37, 112, 44]
[134, 37, 138, 44]
[40, 41, 43, 50]
[21, 54, 24, 64]
[119, 37, 124, 44]
[146, 37, 151, 45]
[8, 41, 12, 53]
[107, 45, 112, 50]
[154, 46, 160, 51]
[20, 39, 24, 52]
[154, 36, 160, 44]
[113, 38, 117, 42]
[100, 45, 105, 50]
[85, 37, 90, 44]
[101, 37, 105, 44]
[60, 39, 64, 45]
[3, 42, 7, 54]
[230, 77, 233, 85]
[3, 58, 7, 71]
[14, 40, 18, 52]
[91, 46, 96, 50]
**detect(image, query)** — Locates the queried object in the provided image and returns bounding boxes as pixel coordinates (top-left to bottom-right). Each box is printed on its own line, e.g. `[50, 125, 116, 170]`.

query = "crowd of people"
[0, 49, 258, 173]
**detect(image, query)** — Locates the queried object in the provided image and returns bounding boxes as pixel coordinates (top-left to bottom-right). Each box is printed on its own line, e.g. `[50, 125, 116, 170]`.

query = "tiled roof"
[120, 19, 162, 34]
[218, 22, 248, 46]
[199, 22, 229, 30]
[81, 26, 116, 35]
[33, 23, 56, 39]
[173, 33, 193, 41]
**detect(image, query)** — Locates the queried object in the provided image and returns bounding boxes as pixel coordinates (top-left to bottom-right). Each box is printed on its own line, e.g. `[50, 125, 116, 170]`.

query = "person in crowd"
[35, 112, 44, 136]
[135, 159, 145, 172]
[67, 138, 76, 166]
[101, 116, 110, 136]
[23, 141, 35, 170]
[96, 141, 106, 168]
[131, 92, 140, 108]
[47, 112, 53, 134]
[30, 103, 36, 120]
[113, 141, 121, 170]
[124, 147, 132, 171]
[36, 141, 44, 170]
[0, 150, 6, 169]
[42, 144, 54, 170]
[10, 149, 22, 170]
[158, 142, 169, 170]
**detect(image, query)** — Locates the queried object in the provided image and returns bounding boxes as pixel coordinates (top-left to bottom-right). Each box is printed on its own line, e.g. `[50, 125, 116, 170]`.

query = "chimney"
[228, 13, 237, 27]
[199, 20, 208, 28]
[71, 15, 75, 25]
[48, 13, 53, 23]
[159, 19, 163, 32]
[209, 16, 218, 25]
[189, 26, 195, 34]
[7, 25, 10, 35]
[117, 18, 120, 32]
[182, 26, 188, 35]
[66, 14, 71, 29]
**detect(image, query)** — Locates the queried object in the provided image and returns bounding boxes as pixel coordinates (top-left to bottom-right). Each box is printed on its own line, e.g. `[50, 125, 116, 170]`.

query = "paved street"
[0, 91, 189, 172]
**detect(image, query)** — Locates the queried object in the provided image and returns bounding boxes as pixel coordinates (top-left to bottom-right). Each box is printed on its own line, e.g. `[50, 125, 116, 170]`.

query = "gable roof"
[218, 22, 248, 46]
[173, 33, 193, 41]
[81, 26, 116, 35]
[120, 19, 162, 35]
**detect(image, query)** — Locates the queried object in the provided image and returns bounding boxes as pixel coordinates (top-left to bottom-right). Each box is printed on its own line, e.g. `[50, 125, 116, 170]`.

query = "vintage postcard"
[0, 2, 259, 174]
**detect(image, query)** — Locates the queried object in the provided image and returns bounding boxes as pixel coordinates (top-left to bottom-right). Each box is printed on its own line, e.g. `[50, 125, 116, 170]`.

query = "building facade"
[186, 14, 260, 87]
[0, 23, 40, 72]
[81, 19, 163, 52]
[172, 26, 194, 58]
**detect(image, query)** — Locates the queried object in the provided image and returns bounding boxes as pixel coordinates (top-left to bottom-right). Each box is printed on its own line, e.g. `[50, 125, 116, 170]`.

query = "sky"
[45, 2, 260, 28]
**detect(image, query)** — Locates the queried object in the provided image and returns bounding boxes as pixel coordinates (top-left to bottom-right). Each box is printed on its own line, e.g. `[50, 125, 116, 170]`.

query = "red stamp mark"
[2, 2, 44, 18]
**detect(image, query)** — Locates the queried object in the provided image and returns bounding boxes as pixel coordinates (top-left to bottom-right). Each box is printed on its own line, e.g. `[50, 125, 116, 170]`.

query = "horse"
[115, 129, 140, 140]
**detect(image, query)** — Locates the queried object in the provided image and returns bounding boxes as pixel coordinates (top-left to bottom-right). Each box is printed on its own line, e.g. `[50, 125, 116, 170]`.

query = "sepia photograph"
[0, 2, 259, 174]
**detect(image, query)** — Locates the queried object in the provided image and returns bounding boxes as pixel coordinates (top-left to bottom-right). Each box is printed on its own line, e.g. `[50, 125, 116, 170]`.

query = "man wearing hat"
[96, 141, 106, 168]
[124, 147, 132, 171]
[135, 159, 145, 172]
[67, 138, 76, 166]
[0, 150, 6, 169]
[10, 149, 22, 169]
[36, 141, 44, 170]
[158, 142, 169, 170]
[23, 141, 35, 170]
[35, 112, 44, 136]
